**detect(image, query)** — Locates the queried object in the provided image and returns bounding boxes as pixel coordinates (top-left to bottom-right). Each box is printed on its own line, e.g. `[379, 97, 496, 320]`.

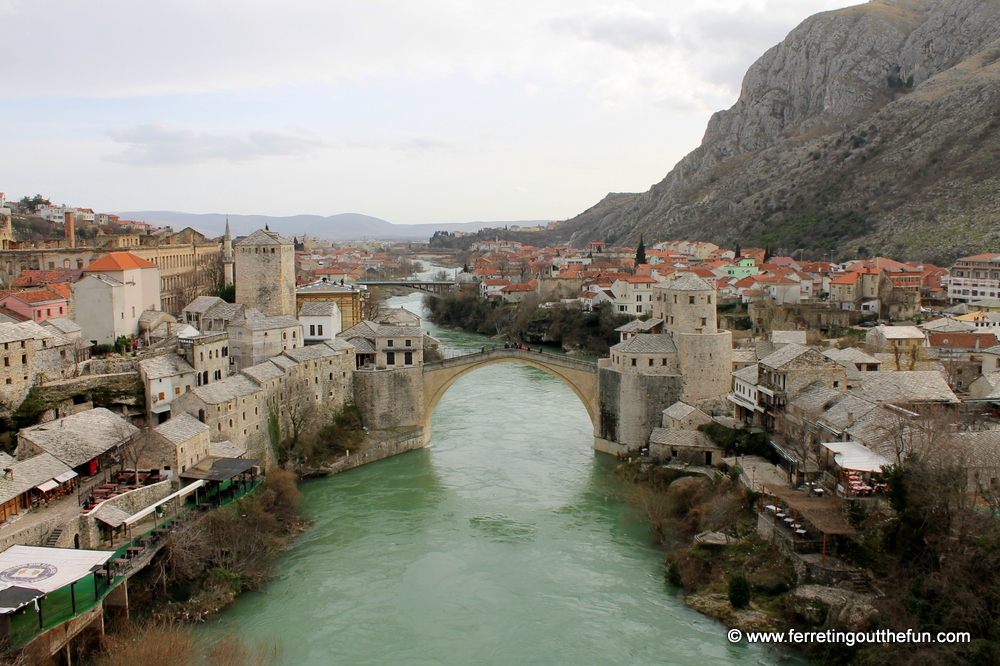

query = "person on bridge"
[504, 342, 509, 349]
[492, 344, 496, 351]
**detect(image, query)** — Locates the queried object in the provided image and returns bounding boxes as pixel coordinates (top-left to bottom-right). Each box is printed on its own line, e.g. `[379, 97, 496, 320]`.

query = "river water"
[203, 278, 785, 664]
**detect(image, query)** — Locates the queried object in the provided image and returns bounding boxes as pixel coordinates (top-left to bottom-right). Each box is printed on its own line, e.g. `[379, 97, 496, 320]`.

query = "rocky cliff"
[549, 0, 1000, 262]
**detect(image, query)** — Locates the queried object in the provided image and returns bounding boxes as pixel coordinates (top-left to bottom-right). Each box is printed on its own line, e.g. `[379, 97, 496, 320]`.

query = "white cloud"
[547, 3, 673, 52]
[104, 123, 327, 166]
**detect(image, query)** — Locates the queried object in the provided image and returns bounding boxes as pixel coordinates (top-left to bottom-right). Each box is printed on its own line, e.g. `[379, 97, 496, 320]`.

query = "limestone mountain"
[548, 0, 1000, 263]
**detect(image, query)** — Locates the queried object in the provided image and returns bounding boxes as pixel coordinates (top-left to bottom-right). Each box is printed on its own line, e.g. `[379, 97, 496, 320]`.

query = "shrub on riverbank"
[155, 470, 305, 616]
[92, 622, 279, 666]
[424, 292, 630, 355]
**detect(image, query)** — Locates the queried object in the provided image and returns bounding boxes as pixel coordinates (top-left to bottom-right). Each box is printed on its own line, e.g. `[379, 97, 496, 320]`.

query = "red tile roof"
[84, 251, 158, 272]
[12, 269, 83, 287]
[1, 289, 66, 305]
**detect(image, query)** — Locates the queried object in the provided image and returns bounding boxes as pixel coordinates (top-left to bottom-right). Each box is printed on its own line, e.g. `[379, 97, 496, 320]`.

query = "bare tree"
[280, 379, 320, 464]
[112, 416, 149, 485]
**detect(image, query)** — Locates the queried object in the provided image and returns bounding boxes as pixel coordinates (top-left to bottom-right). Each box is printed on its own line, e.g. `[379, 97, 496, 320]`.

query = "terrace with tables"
[1, 461, 260, 651]
[759, 483, 858, 566]
[819, 442, 890, 500]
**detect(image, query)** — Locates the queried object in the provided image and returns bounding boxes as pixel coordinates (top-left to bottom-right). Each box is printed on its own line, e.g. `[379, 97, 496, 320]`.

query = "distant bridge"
[356, 280, 457, 297]
[421, 348, 598, 434]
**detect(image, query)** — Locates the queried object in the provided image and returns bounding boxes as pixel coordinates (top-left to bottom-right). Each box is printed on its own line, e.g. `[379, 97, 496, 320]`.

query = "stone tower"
[653, 273, 732, 404]
[234, 227, 296, 317]
[222, 217, 234, 287]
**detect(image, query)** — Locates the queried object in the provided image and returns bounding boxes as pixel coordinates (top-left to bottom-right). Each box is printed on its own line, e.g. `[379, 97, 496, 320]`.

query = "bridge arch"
[420, 350, 598, 438]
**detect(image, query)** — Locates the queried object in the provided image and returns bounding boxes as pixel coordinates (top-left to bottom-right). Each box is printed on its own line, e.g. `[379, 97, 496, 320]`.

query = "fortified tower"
[222, 217, 234, 287]
[234, 227, 295, 317]
[653, 273, 733, 403]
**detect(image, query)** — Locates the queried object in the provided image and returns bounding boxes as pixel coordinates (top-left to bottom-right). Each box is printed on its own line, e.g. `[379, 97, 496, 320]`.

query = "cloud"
[342, 136, 458, 156]
[547, 4, 673, 52]
[104, 123, 327, 166]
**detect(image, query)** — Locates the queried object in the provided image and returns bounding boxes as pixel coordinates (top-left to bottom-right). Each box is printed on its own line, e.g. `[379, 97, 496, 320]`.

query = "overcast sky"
[1, 0, 859, 225]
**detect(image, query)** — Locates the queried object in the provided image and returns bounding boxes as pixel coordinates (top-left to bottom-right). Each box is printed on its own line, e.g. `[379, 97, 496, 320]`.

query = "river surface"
[203, 276, 786, 664]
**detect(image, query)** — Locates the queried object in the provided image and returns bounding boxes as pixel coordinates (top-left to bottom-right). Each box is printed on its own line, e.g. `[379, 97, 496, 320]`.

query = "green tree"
[635, 234, 646, 267]
[728, 572, 751, 609]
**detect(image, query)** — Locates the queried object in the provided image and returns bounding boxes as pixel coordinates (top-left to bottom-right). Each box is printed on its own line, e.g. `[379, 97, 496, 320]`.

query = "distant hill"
[116, 211, 552, 242]
[542, 0, 1000, 263]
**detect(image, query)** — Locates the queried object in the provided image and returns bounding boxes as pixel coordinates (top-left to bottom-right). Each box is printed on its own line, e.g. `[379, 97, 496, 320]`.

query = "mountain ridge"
[117, 211, 551, 241]
[544, 0, 1000, 263]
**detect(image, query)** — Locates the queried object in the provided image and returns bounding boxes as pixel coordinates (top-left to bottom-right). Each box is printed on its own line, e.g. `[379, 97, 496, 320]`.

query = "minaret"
[222, 216, 234, 287]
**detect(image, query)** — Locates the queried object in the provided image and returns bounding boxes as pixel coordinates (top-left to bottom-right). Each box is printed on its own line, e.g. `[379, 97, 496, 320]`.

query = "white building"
[299, 301, 342, 344]
[73, 274, 127, 345]
[80, 251, 161, 341]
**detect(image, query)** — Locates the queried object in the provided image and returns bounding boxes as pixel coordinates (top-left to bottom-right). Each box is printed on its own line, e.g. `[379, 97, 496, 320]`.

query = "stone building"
[16, 408, 138, 477]
[227, 308, 303, 371]
[0, 321, 79, 412]
[0, 227, 223, 316]
[338, 321, 425, 370]
[235, 228, 296, 317]
[142, 414, 212, 475]
[653, 273, 734, 403]
[598, 274, 733, 452]
[139, 353, 197, 424]
[171, 338, 356, 465]
[178, 332, 231, 386]
[296, 280, 366, 332]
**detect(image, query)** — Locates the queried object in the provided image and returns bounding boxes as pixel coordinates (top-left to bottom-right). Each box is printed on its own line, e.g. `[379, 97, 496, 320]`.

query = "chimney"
[64, 211, 75, 247]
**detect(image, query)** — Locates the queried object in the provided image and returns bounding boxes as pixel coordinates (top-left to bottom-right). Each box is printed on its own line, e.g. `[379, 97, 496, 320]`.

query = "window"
[618, 305, 627, 312]
[310, 325, 316, 336]
[701, 317, 707, 326]
[3, 358, 7, 367]
[405, 351, 413, 365]
[707, 296, 711, 304]
[673, 295, 678, 304]
[631, 358, 636, 366]
[20, 355, 26, 365]
[405, 339, 411, 347]
[386, 351, 396, 365]
[688, 296, 695, 304]
[318, 325, 323, 336]
[636, 295, 642, 302]
[158, 392, 165, 400]
[648, 358, 653, 366]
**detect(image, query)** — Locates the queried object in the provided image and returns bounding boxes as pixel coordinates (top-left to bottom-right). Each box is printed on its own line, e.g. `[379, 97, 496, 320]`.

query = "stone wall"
[77, 480, 173, 549]
[303, 428, 425, 476]
[354, 366, 424, 429]
[676, 330, 734, 403]
[597, 362, 684, 453]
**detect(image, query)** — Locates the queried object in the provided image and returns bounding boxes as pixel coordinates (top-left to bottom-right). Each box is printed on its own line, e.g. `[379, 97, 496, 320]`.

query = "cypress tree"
[635, 234, 646, 267]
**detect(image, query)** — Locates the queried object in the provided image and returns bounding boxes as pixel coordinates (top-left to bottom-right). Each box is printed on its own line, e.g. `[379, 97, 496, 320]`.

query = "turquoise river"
[202, 288, 788, 665]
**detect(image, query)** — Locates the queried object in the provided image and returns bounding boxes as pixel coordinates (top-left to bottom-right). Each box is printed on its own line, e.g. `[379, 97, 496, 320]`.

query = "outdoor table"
[814, 488, 825, 496]
[795, 529, 807, 535]
[765, 505, 776, 512]
[125, 547, 143, 559]
[783, 517, 794, 523]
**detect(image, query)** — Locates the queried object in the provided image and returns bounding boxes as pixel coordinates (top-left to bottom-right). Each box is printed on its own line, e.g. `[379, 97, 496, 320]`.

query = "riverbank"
[619, 453, 1000, 665]
[423, 291, 631, 356]
[617, 462, 877, 664]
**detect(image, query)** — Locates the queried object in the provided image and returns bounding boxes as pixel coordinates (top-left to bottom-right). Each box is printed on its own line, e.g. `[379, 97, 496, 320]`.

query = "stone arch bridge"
[356, 280, 456, 297]
[421, 348, 601, 444]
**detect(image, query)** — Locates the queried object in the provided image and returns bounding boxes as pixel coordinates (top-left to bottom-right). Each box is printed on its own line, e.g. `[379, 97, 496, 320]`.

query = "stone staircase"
[43, 528, 64, 547]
